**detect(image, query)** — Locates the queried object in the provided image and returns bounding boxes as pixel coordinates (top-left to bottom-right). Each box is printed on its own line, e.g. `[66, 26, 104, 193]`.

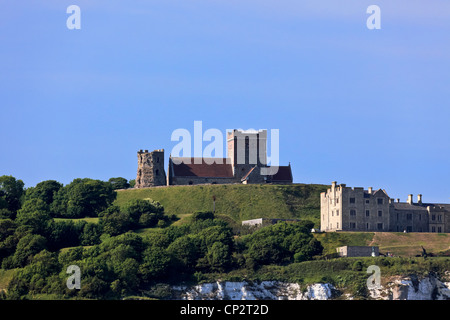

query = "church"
[135, 129, 293, 188]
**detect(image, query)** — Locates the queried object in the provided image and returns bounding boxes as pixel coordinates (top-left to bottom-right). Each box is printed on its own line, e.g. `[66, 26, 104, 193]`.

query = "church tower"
[135, 149, 166, 188]
[227, 129, 267, 182]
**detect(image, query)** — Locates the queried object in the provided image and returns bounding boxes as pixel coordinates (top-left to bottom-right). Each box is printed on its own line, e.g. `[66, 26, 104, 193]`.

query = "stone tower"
[135, 149, 166, 188]
[227, 129, 267, 182]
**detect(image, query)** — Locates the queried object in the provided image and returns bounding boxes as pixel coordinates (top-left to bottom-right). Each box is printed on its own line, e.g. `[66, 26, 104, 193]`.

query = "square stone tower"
[135, 149, 166, 188]
[227, 129, 267, 182]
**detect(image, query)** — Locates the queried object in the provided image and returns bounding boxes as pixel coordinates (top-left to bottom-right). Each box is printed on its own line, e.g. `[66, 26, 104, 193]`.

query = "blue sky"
[1, 0, 450, 203]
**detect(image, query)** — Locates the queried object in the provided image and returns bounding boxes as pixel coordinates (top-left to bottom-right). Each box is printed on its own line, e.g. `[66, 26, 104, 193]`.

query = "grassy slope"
[116, 184, 450, 257]
[115, 183, 329, 227]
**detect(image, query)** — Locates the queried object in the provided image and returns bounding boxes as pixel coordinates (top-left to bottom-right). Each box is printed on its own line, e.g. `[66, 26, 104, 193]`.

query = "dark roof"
[241, 166, 257, 181]
[171, 157, 234, 178]
[391, 202, 450, 212]
[270, 166, 293, 182]
[391, 203, 429, 211]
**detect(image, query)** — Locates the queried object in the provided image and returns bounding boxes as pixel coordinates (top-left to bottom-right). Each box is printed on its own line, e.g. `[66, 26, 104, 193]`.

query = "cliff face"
[172, 281, 337, 300]
[170, 274, 450, 300]
[369, 274, 450, 300]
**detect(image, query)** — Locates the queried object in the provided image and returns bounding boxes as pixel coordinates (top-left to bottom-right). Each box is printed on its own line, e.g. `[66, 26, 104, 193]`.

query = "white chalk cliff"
[171, 274, 450, 300]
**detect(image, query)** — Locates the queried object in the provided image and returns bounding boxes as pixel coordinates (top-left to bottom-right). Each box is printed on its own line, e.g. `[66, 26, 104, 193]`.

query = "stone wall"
[135, 149, 166, 188]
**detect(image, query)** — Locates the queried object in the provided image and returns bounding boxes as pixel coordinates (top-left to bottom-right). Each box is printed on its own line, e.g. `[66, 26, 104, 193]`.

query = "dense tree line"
[0, 175, 323, 300]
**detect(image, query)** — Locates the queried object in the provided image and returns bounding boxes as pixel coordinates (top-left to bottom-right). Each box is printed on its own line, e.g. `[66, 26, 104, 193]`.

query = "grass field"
[115, 183, 329, 227]
[314, 231, 450, 257]
[54, 217, 100, 224]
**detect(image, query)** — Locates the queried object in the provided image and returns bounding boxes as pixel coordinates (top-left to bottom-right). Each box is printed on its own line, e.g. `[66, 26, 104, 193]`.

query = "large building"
[135, 129, 293, 188]
[320, 181, 450, 233]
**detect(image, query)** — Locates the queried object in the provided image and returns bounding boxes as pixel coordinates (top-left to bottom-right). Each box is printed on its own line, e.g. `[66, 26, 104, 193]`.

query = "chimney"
[396, 198, 400, 203]
[368, 187, 373, 194]
[331, 181, 337, 189]
[417, 194, 422, 204]
[407, 194, 413, 204]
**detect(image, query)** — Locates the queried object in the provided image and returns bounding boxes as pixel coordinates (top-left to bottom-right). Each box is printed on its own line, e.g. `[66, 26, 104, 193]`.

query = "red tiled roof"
[171, 157, 234, 178]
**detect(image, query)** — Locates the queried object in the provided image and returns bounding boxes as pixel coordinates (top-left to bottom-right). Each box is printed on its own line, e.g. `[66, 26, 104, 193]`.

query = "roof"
[171, 157, 234, 178]
[270, 165, 293, 182]
[391, 202, 450, 212]
[241, 166, 257, 181]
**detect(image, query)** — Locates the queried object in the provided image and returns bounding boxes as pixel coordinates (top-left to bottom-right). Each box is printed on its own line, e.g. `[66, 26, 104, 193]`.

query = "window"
[366, 210, 370, 217]
[438, 215, 442, 222]
[332, 211, 334, 217]
[336, 197, 339, 204]
[438, 226, 442, 233]
[377, 223, 383, 230]
[407, 226, 412, 233]
[378, 210, 382, 217]
[432, 226, 436, 232]
[155, 169, 159, 176]
[336, 210, 339, 216]
[365, 199, 370, 204]
[188, 181, 193, 185]
[377, 198, 384, 205]
[349, 197, 356, 204]
[350, 222, 356, 229]
[432, 215, 436, 221]
[350, 209, 356, 216]
[156, 157, 160, 163]
[406, 214, 412, 220]
[337, 222, 339, 229]
[366, 223, 369, 230]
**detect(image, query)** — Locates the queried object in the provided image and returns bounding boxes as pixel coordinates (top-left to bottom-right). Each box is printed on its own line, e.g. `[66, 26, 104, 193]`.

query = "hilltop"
[115, 183, 329, 227]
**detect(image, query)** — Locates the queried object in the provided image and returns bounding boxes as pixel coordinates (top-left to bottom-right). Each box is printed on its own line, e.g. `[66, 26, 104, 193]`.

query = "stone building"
[136, 129, 293, 188]
[320, 181, 450, 233]
[135, 149, 166, 188]
[336, 246, 379, 257]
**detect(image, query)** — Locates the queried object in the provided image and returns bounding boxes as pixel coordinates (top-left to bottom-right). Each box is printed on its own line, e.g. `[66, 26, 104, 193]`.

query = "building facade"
[320, 181, 450, 233]
[136, 129, 293, 188]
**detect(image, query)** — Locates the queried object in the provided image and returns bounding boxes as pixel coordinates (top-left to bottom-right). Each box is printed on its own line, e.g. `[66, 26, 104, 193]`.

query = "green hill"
[115, 183, 329, 227]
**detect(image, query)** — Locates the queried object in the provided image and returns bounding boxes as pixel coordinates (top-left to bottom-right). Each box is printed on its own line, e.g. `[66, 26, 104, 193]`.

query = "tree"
[51, 178, 116, 218]
[15, 199, 52, 235]
[139, 246, 171, 281]
[167, 235, 199, 270]
[80, 223, 102, 246]
[0, 175, 25, 216]
[12, 233, 47, 268]
[122, 199, 165, 228]
[25, 180, 62, 205]
[108, 177, 130, 190]
[47, 220, 85, 250]
[99, 206, 132, 236]
[205, 242, 231, 272]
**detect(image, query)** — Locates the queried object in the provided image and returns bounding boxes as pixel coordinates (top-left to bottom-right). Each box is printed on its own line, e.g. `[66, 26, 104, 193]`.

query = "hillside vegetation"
[115, 184, 329, 227]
